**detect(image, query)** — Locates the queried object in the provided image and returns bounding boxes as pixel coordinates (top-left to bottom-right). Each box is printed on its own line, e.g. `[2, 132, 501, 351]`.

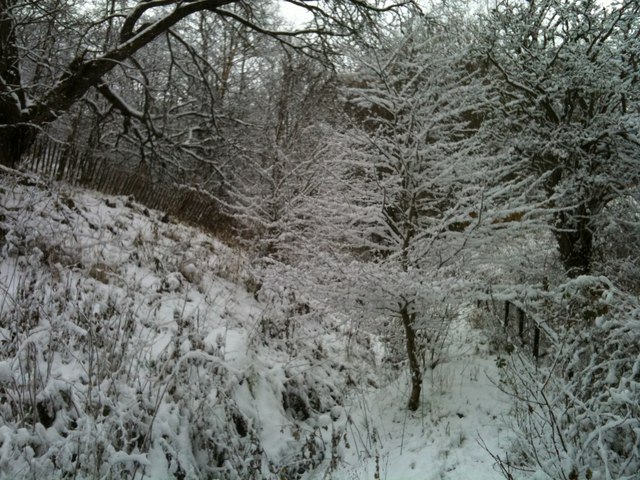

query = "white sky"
[278, 1, 314, 27]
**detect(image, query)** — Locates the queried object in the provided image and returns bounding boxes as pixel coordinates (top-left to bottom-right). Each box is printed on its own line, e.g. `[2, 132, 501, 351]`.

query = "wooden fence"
[478, 294, 545, 361]
[502, 300, 541, 359]
[20, 136, 234, 236]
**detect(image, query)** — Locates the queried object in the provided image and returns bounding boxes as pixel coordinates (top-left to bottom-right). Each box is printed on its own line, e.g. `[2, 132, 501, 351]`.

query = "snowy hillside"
[0, 169, 511, 479]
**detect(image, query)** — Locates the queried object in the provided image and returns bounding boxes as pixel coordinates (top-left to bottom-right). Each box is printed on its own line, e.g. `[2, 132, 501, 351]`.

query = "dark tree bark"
[554, 211, 594, 278]
[400, 304, 422, 412]
[0, 0, 32, 168]
[0, 125, 37, 169]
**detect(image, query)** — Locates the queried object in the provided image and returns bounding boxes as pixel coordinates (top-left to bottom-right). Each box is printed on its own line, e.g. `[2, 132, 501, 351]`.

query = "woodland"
[0, 0, 639, 479]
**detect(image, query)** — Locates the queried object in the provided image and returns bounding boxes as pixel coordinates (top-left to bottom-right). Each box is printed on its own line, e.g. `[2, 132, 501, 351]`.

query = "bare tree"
[0, 0, 414, 168]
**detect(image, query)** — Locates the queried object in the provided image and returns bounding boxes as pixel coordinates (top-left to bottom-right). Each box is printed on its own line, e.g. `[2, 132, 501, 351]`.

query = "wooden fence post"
[55, 143, 68, 181]
[504, 301, 510, 330]
[518, 307, 525, 345]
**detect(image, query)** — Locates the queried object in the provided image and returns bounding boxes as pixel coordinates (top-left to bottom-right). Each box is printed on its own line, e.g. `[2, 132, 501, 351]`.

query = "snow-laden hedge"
[495, 278, 639, 480]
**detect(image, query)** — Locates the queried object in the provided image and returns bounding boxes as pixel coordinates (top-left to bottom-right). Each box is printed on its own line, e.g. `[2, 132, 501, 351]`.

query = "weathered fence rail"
[478, 293, 546, 361]
[502, 300, 542, 360]
[20, 136, 233, 236]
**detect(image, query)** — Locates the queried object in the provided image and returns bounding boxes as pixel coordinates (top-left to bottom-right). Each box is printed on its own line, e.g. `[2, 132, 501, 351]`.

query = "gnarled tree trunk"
[554, 200, 600, 278]
[0, 125, 37, 169]
[0, 0, 237, 169]
[554, 219, 593, 278]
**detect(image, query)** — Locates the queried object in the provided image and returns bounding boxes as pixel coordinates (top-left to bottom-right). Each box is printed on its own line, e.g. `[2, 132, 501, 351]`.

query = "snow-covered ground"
[323, 314, 512, 480]
[0, 169, 511, 479]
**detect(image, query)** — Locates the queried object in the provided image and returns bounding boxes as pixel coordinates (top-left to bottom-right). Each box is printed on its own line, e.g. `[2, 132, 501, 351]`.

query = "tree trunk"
[0, 0, 32, 168]
[0, 125, 37, 169]
[554, 209, 594, 278]
[400, 304, 422, 412]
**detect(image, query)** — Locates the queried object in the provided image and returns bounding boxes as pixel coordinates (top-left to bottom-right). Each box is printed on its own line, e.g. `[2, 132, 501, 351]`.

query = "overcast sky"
[279, 1, 313, 26]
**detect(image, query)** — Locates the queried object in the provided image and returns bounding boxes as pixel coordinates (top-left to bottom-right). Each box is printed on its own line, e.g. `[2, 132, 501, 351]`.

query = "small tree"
[310, 15, 487, 410]
[223, 49, 338, 261]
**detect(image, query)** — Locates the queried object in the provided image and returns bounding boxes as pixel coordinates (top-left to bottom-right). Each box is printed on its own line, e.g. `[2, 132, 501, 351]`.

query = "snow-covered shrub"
[245, 260, 317, 346]
[0, 265, 153, 478]
[494, 278, 640, 480]
[0, 171, 363, 479]
[592, 196, 640, 295]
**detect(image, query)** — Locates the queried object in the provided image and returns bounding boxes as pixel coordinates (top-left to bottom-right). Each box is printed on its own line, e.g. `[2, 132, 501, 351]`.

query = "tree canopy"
[0, 0, 413, 167]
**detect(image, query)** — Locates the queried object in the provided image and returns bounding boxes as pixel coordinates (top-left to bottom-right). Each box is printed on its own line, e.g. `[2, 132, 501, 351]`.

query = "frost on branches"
[493, 278, 639, 480]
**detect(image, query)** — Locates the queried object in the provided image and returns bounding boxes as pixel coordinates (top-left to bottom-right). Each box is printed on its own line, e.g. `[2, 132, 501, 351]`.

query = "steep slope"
[0, 169, 360, 479]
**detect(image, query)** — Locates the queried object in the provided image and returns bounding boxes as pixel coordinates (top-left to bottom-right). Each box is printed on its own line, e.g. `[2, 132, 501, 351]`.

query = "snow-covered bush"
[494, 278, 640, 480]
[592, 196, 640, 294]
[0, 172, 361, 479]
